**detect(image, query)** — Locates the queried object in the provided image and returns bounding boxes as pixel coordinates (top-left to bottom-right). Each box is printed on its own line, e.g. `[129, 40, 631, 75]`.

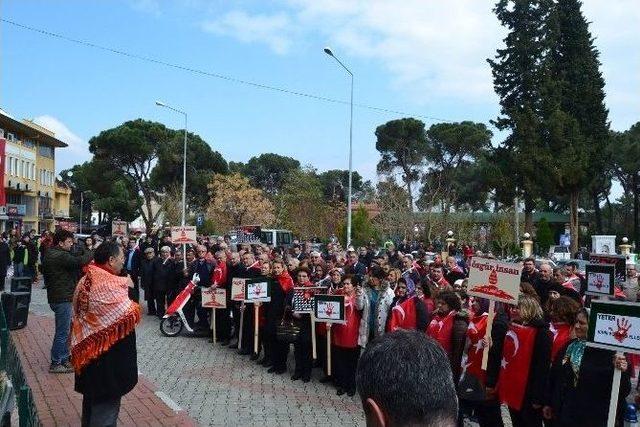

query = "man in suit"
[124, 239, 141, 301]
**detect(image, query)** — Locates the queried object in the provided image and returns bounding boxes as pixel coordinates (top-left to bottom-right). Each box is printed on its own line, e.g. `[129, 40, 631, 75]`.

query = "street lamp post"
[324, 47, 354, 249]
[156, 101, 188, 268]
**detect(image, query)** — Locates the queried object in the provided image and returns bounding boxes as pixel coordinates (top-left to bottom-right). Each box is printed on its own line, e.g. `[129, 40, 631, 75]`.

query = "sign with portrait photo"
[585, 264, 615, 297]
[231, 278, 246, 301]
[201, 288, 227, 309]
[587, 300, 640, 354]
[313, 294, 345, 324]
[244, 279, 270, 303]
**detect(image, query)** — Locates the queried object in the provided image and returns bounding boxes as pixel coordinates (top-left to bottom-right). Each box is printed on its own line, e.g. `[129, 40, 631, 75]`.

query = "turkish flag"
[549, 322, 571, 362]
[461, 313, 488, 381]
[388, 297, 418, 332]
[497, 323, 537, 411]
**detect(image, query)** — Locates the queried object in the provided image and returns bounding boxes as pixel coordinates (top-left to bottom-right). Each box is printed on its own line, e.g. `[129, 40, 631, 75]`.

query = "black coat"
[0, 241, 11, 271]
[13, 242, 37, 268]
[548, 340, 631, 427]
[124, 248, 141, 280]
[75, 331, 138, 401]
[265, 278, 286, 336]
[153, 257, 175, 293]
[140, 257, 156, 299]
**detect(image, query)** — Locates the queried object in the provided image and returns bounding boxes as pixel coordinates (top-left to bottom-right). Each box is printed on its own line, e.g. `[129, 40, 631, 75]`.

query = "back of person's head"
[356, 330, 457, 427]
[369, 265, 387, 281]
[94, 241, 122, 265]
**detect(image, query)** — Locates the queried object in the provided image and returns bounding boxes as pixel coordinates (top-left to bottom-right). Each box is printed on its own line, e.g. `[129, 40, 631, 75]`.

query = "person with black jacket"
[265, 260, 294, 374]
[186, 245, 215, 330]
[13, 233, 37, 281]
[543, 308, 631, 427]
[152, 246, 175, 317]
[42, 229, 93, 373]
[139, 247, 157, 315]
[290, 267, 314, 383]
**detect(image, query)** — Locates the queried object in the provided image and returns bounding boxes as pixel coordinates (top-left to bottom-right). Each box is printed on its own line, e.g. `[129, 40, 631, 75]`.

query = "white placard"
[171, 226, 197, 245]
[467, 257, 522, 304]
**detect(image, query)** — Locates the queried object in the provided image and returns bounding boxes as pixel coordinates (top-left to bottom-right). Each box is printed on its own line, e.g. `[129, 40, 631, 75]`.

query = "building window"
[6, 156, 11, 175]
[23, 139, 35, 149]
[30, 164, 34, 180]
[38, 145, 53, 158]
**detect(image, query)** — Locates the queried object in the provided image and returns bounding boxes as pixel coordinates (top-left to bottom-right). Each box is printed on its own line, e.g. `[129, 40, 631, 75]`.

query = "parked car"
[548, 245, 571, 262]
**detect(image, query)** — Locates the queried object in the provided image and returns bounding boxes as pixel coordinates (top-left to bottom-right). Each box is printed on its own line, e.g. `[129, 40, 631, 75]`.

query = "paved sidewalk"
[11, 313, 196, 426]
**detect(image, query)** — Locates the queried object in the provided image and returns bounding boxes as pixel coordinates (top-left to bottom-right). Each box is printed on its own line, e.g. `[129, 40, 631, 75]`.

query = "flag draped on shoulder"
[460, 313, 488, 382]
[549, 321, 571, 362]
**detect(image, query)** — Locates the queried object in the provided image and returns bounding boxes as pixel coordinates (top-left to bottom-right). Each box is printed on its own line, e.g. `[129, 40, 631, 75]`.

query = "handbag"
[458, 372, 487, 402]
[276, 316, 301, 344]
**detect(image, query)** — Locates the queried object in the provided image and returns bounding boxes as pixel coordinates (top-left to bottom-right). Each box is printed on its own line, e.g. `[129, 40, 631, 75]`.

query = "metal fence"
[0, 303, 40, 427]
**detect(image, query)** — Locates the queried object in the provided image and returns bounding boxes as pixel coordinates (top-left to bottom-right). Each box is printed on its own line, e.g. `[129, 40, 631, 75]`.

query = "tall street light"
[156, 101, 188, 268]
[324, 47, 354, 248]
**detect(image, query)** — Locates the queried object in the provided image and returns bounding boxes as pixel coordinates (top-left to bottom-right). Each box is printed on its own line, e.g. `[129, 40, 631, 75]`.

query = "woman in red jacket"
[332, 275, 362, 396]
[427, 290, 468, 382]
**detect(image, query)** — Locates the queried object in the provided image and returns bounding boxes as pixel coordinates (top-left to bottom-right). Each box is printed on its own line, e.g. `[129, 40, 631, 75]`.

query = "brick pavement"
[23, 284, 510, 427]
[11, 313, 196, 427]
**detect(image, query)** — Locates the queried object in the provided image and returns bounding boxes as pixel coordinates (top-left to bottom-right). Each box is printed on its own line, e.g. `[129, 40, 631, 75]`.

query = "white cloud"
[201, 11, 294, 55]
[33, 116, 91, 173]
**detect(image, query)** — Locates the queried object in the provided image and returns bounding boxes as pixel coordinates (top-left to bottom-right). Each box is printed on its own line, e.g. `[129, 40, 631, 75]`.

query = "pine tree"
[541, 0, 610, 253]
[487, 0, 553, 233]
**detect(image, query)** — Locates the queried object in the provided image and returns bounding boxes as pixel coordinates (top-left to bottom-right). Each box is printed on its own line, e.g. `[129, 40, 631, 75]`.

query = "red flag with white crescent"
[497, 323, 537, 411]
[388, 297, 418, 332]
[549, 322, 571, 362]
[460, 313, 488, 381]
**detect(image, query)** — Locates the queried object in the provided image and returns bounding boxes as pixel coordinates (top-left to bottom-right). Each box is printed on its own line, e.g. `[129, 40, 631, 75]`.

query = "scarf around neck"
[564, 338, 586, 386]
[71, 263, 141, 374]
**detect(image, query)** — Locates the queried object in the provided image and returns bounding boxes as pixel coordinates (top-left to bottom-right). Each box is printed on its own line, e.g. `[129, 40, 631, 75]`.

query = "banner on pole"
[231, 278, 246, 301]
[585, 264, 615, 297]
[111, 221, 128, 237]
[587, 300, 640, 355]
[202, 288, 227, 309]
[244, 279, 271, 303]
[467, 257, 522, 304]
[314, 294, 345, 324]
[171, 226, 197, 245]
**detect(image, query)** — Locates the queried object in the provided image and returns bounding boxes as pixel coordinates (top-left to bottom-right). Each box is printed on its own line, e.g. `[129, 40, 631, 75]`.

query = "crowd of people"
[36, 228, 640, 426]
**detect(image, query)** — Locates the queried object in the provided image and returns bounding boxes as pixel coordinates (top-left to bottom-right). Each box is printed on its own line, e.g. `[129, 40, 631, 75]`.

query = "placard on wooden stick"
[585, 264, 615, 297]
[587, 300, 640, 355]
[292, 286, 325, 313]
[313, 294, 346, 324]
[201, 288, 227, 309]
[590, 254, 627, 283]
[467, 258, 522, 304]
[231, 278, 246, 301]
[244, 279, 271, 303]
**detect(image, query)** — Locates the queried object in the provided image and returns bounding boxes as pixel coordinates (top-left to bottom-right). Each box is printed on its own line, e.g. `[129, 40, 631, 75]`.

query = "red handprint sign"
[610, 317, 631, 343]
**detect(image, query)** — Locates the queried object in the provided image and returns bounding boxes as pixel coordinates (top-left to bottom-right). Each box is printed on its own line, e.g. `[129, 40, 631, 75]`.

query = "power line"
[0, 18, 455, 123]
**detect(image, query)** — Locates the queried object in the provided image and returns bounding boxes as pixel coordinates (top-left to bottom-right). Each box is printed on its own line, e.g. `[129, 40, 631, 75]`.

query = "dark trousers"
[0, 268, 7, 291]
[509, 404, 543, 427]
[230, 302, 241, 339]
[334, 346, 359, 392]
[215, 308, 231, 341]
[184, 297, 209, 329]
[240, 304, 255, 352]
[317, 332, 328, 374]
[294, 339, 312, 378]
[81, 395, 121, 427]
[155, 292, 167, 317]
[271, 338, 290, 372]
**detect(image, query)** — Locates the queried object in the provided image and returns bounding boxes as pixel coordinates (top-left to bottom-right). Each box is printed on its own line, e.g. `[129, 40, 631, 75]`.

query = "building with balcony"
[0, 108, 69, 233]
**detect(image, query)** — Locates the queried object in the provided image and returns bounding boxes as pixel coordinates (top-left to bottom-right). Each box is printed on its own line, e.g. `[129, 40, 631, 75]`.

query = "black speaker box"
[1, 292, 30, 330]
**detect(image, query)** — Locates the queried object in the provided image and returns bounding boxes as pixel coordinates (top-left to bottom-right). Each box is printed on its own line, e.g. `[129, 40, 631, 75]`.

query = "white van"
[260, 229, 293, 248]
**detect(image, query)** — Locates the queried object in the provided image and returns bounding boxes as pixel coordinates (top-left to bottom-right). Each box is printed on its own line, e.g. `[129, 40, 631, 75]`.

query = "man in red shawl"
[71, 241, 141, 426]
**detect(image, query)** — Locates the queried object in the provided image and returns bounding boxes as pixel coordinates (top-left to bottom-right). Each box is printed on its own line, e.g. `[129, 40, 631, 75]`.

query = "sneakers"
[49, 362, 73, 374]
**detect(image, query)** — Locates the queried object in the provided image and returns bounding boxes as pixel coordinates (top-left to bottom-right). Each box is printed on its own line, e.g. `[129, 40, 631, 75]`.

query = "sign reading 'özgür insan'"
[588, 300, 640, 355]
[467, 258, 522, 305]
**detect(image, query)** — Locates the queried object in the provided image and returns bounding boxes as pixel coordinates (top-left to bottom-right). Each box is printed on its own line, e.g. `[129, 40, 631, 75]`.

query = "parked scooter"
[160, 273, 200, 337]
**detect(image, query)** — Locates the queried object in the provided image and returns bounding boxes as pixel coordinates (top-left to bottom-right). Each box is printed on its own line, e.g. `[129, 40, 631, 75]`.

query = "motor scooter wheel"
[160, 314, 183, 337]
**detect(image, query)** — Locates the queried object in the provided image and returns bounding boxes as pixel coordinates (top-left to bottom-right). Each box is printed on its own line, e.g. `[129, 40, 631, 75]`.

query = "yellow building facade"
[0, 108, 70, 233]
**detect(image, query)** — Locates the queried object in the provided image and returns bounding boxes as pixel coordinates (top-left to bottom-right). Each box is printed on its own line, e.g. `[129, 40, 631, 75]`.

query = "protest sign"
[244, 279, 271, 303]
[231, 278, 246, 301]
[313, 295, 345, 324]
[292, 287, 324, 313]
[171, 226, 197, 245]
[112, 221, 128, 237]
[585, 264, 615, 297]
[201, 288, 227, 309]
[467, 258, 522, 304]
[587, 300, 640, 354]
[590, 254, 627, 283]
